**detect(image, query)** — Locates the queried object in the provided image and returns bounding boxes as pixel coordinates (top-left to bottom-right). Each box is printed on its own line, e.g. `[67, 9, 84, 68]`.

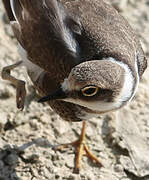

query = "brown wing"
[4, 0, 82, 82]
[61, 0, 146, 75]
[3, 0, 147, 80]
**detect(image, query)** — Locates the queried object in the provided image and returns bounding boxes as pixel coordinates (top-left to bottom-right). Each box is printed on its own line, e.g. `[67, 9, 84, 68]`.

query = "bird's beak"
[38, 87, 67, 103]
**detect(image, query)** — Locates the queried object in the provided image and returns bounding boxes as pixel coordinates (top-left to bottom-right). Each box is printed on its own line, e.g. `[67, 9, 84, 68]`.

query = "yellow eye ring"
[81, 86, 98, 97]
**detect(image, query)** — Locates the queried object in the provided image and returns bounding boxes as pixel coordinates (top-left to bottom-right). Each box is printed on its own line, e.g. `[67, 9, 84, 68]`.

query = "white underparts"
[18, 44, 44, 82]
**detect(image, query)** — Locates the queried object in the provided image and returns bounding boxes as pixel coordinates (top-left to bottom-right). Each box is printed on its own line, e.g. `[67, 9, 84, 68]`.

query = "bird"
[1, 0, 147, 173]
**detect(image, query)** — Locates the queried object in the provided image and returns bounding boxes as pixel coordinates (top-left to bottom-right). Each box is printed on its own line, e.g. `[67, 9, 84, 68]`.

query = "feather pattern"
[2, 0, 147, 121]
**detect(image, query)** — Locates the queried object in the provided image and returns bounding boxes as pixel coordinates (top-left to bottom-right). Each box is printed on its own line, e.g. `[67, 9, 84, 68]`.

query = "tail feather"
[3, 0, 81, 70]
[10, 0, 22, 22]
[20, 0, 79, 54]
[2, 0, 15, 21]
[6, 0, 80, 54]
[10, 0, 68, 34]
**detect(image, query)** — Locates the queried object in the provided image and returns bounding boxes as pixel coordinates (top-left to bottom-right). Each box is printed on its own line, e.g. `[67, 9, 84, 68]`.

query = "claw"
[54, 122, 102, 173]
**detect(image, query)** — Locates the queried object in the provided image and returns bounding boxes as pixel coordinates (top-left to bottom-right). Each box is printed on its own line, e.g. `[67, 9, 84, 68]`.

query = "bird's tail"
[17, 0, 79, 55]
[9, 0, 65, 25]
[10, 0, 23, 22]
[9, 0, 70, 39]
[2, 0, 15, 21]
[3, 0, 80, 64]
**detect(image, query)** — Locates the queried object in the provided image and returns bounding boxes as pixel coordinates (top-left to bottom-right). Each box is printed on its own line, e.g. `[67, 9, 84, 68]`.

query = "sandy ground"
[0, 0, 149, 180]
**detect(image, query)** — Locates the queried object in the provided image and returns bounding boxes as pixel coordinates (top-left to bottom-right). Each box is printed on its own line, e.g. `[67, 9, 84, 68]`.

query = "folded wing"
[8, 0, 82, 79]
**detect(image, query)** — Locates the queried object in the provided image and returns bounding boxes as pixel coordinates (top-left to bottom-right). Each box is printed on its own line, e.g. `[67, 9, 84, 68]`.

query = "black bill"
[38, 87, 67, 103]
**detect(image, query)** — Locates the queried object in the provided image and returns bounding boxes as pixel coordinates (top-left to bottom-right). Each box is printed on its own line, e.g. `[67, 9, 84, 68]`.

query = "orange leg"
[54, 121, 102, 173]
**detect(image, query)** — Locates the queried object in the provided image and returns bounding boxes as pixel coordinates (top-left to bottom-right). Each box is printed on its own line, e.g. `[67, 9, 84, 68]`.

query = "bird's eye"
[81, 86, 98, 97]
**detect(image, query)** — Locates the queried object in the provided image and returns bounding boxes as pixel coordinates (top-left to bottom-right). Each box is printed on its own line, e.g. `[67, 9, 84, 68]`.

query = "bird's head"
[38, 58, 135, 114]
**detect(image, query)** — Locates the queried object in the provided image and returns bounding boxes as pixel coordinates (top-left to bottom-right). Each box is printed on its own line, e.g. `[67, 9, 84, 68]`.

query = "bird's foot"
[1, 61, 26, 110]
[53, 122, 102, 173]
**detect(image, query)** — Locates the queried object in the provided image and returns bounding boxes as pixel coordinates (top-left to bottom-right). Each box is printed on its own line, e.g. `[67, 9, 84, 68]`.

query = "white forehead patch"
[61, 78, 81, 92]
[61, 78, 71, 91]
